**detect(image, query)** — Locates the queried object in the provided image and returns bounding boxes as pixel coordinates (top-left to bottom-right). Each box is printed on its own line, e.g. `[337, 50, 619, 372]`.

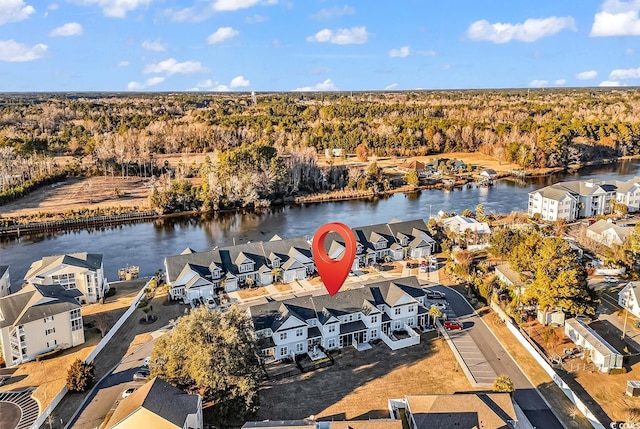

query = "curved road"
[434, 285, 564, 429]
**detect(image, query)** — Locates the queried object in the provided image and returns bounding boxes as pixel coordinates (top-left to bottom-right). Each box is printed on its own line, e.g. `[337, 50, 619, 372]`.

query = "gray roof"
[26, 253, 103, 280]
[0, 265, 8, 278]
[0, 283, 82, 329]
[105, 377, 200, 429]
[566, 318, 621, 356]
[340, 320, 367, 334]
[242, 421, 315, 428]
[249, 277, 425, 332]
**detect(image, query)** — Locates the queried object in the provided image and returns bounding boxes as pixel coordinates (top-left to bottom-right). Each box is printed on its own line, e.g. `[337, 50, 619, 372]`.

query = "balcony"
[380, 324, 420, 350]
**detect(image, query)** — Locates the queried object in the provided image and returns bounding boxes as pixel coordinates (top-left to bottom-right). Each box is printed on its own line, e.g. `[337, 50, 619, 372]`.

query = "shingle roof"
[105, 377, 200, 429]
[406, 393, 516, 429]
[0, 283, 81, 329]
[25, 253, 103, 280]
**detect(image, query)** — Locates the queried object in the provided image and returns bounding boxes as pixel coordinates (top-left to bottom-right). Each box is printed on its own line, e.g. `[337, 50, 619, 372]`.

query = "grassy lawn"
[257, 333, 473, 421]
[274, 284, 292, 293]
[238, 287, 268, 299]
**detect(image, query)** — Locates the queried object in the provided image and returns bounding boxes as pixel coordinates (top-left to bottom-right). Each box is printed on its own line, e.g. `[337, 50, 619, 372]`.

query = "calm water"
[2, 160, 640, 286]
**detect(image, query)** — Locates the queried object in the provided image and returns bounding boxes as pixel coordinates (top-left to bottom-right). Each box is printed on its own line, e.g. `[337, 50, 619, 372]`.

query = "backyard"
[257, 332, 472, 421]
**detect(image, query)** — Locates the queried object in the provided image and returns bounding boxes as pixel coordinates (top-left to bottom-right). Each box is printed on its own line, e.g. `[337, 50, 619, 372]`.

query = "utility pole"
[623, 289, 630, 340]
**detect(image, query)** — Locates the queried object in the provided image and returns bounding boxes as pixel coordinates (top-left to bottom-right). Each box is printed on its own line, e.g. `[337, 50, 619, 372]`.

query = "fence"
[490, 302, 605, 429]
[30, 280, 150, 429]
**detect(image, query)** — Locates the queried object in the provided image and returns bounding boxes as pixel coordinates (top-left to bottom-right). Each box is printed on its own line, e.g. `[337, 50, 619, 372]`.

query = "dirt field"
[257, 333, 472, 421]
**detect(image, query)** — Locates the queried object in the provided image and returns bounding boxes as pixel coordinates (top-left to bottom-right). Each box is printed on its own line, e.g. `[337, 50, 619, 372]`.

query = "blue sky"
[1, 0, 640, 91]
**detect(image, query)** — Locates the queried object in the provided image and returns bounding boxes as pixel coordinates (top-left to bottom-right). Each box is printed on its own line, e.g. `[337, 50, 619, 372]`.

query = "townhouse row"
[527, 177, 640, 221]
[164, 219, 437, 304]
[248, 276, 439, 361]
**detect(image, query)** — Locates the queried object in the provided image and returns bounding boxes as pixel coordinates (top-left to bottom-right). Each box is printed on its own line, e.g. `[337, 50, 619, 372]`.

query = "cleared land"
[257, 333, 472, 421]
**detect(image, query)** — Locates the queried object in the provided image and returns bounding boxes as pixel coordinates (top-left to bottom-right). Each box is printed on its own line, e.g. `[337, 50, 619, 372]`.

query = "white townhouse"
[0, 283, 84, 367]
[164, 219, 437, 303]
[586, 219, 633, 248]
[0, 265, 10, 297]
[25, 253, 108, 304]
[248, 276, 437, 362]
[164, 236, 316, 303]
[441, 215, 491, 244]
[565, 318, 623, 372]
[528, 178, 640, 221]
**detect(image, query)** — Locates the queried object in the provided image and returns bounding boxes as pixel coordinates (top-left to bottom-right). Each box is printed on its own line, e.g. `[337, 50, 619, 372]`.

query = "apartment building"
[0, 265, 10, 297]
[25, 253, 108, 304]
[0, 283, 84, 367]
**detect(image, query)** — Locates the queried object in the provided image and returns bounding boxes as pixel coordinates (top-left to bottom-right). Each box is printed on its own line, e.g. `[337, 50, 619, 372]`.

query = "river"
[2, 160, 640, 286]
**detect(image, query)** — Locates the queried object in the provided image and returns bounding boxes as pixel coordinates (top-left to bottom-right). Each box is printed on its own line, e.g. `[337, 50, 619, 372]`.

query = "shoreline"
[1, 155, 638, 236]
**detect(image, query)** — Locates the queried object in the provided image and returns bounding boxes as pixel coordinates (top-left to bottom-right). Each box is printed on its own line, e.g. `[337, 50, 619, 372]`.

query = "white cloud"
[230, 75, 250, 88]
[143, 58, 205, 75]
[610, 66, 640, 79]
[117, 60, 129, 67]
[213, 0, 276, 12]
[71, 0, 153, 18]
[48, 3, 59, 10]
[127, 76, 165, 90]
[197, 79, 214, 88]
[214, 84, 230, 91]
[467, 16, 576, 43]
[529, 79, 548, 88]
[49, 22, 83, 37]
[384, 83, 398, 90]
[293, 78, 338, 92]
[0, 0, 35, 25]
[591, 0, 640, 36]
[576, 70, 598, 80]
[0, 39, 47, 62]
[599, 80, 622, 86]
[306, 26, 369, 45]
[311, 5, 355, 20]
[389, 46, 410, 58]
[207, 27, 239, 44]
[246, 14, 266, 23]
[553, 79, 567, 85]
[142, 39, 167, 52]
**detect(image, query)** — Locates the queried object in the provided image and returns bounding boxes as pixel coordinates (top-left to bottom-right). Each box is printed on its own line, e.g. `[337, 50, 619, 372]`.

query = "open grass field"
[257, 333, 473, 421]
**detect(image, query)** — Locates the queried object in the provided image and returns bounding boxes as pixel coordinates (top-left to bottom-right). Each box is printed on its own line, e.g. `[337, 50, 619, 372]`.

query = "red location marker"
[312, 222, 357, 296]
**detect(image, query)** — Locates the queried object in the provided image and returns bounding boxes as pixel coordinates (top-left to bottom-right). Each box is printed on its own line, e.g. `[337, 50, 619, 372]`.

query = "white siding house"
[619, 282, 640, 318]
[0, 283, 84, 367]
[586, 220, 632, 248]
[25, 253, 108, 304]
[564, 318, 623, 372]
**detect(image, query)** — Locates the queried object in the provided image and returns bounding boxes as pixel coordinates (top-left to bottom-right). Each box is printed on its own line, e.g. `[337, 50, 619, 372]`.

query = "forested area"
[2, 89, 640, 210]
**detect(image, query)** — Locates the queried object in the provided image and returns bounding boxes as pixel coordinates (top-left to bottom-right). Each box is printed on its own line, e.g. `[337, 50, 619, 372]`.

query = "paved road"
[70, 328, 170, 429]
[433, 285, 564, 429]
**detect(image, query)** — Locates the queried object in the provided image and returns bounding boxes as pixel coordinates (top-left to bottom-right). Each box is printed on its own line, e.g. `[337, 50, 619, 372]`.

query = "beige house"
[105, 377, 202, 429]
[25, 253, 108, 304]
[586, 220, 632, 248]
[0, 265, 10, 297]
[0, 283, 84, 367]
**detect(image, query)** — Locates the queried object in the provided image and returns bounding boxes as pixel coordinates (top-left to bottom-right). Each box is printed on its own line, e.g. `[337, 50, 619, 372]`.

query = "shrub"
[35, 349, 63, 362]
[105, 288, 116, 298]
[66, 359, 95, 392]
[492, 374, 514, 393]
[609, 367, 628, 375]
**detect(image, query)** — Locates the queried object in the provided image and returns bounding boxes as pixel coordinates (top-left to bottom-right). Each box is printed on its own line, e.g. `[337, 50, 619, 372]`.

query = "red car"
[443, 320, 463, 330]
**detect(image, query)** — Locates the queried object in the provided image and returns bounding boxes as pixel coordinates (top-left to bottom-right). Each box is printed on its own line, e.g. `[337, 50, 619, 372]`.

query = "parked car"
[604, 276, 618, 283]
[122, 387, 137, 398]
[142, 356, 151, 367]
[431, 302, 447, 311]
[133, 369, 150, 381]
[426, 290, 446, 299]
[443, 320, 463, 330]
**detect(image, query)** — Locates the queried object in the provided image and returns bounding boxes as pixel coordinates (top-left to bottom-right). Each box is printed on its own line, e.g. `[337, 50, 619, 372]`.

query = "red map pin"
[312, 222, 357, 296]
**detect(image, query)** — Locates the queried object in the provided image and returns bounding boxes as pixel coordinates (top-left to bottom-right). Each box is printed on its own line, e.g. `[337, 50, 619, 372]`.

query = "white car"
[431, 302, 447, 311]
[122, 387, 137, 398]
[604, 276, 618, 283]
[143, 356, 151, 367]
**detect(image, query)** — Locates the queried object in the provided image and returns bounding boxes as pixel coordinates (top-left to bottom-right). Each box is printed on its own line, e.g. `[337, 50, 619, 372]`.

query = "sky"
[1, 0, 640, 91]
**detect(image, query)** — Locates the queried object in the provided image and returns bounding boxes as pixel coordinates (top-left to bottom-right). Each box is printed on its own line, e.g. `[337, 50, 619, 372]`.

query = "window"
[71, 319, 82, 331]
[296, 343, 303, 353]
[46, 339, 57, 348]
[407, 318, 415, 327]
[309, 319, 316, 326]
[371, 329, 378, 339]
[409, 305, 416, 313]
[371, 315, 378, 323]
[279, 346, 288, 357]
[327, 339, 336, 348]
[87, 287, 93, 294]
[328, 325, 336, 333]
[45, 328, 56, 335]
[44, 316, 54, 323]
[347, 314, 354, 322]
[296, 328, 303, 337]
[279, 332, 287, 341]
[52, 273, 76, 290]
[394, 308, 401, 315]
[394, 321, 402, 330]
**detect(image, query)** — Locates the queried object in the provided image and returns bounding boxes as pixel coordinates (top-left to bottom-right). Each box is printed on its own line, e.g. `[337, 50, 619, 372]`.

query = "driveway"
[433, 285, 564, 429]
[69, 327, 171, 429]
